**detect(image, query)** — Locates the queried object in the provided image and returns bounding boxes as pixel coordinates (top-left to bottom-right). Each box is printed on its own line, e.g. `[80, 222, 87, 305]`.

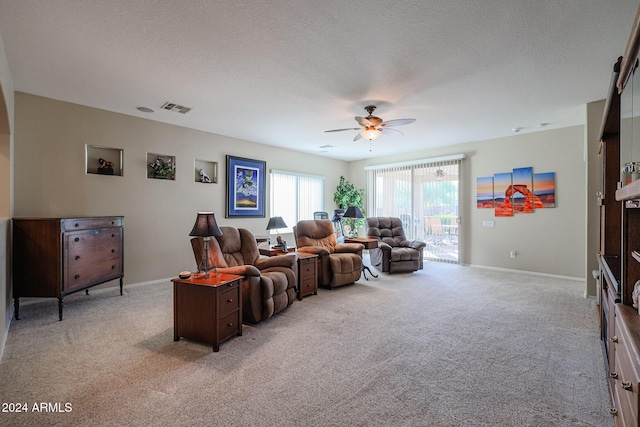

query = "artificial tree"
[333, 176, 366, 234]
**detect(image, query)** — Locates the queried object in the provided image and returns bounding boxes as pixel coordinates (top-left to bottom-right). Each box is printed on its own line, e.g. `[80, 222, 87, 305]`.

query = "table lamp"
[189, 212, 223, 278]
[343, 206, 364, 237]
[266, 216, 288, 250]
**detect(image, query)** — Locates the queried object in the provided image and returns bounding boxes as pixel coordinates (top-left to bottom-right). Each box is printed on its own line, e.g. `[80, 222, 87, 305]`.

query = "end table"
[172, 273, 243, 352]
[344, 237, 379, 280]
[296, 252, 318, 300]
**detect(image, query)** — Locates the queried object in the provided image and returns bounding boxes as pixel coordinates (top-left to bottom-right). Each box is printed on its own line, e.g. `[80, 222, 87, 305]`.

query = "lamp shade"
[266, 216, 287, 230]
[189, 212, 223, 237]
[361, 127, 381, 141]
[343, 206, 364, 219]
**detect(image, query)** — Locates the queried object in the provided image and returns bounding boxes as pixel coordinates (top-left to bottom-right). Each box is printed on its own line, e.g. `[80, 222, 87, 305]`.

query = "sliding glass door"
[367, 156, 461, 263]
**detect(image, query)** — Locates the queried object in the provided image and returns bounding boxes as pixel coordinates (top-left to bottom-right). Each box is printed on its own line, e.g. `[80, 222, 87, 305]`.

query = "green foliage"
[333, 176, 366, 231]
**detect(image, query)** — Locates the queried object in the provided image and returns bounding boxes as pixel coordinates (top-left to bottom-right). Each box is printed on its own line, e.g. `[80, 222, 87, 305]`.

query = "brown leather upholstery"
[294, 219, 363, 288]
[366, 217, 426, 273]
[191, 227, 296, 324]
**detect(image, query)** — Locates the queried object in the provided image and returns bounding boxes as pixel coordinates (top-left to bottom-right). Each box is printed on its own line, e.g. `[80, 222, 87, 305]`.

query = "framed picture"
[225, 155, 266, 218]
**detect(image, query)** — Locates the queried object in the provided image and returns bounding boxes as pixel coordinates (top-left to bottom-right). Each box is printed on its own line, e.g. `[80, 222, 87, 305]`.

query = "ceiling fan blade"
[381, 118, 416, 127]
[381, 128, 404, 136]
[325, 128, 362, 133]
[355, 116, 372, 127]
[353, 132, 363, 141]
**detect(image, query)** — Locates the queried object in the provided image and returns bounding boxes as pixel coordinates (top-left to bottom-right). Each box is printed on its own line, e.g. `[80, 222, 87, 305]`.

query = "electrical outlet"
[510, 250, 517, 259]
[482, 220, 495, 227]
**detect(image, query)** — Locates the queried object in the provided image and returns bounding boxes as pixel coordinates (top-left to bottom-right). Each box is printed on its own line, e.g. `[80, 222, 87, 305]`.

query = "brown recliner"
[191, 227, 297, 324]
[294, 219, 363, 288]
[366, 217, 426, 273]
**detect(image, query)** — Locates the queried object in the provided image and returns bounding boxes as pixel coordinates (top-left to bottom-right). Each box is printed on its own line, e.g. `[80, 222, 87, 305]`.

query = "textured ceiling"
[0, 0, 637, 161]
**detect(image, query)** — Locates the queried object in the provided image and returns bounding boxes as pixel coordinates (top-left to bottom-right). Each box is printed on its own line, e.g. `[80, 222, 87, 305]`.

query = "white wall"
[586, 100, 605, 297]
[13, 93, 349, 286]
[349, 125, 588, 281]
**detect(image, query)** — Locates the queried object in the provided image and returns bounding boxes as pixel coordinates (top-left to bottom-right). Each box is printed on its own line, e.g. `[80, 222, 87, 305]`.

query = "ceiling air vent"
[161, 102, 191, 114]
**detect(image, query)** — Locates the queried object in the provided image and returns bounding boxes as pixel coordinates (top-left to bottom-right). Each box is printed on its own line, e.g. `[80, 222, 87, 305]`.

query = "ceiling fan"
[325, 105, 416, 142]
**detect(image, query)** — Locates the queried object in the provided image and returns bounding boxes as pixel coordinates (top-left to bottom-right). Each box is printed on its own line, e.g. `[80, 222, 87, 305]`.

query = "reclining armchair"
[191, 226, 297, 324]
[366, 217, 426, 273]
[294, 219, 363, 288]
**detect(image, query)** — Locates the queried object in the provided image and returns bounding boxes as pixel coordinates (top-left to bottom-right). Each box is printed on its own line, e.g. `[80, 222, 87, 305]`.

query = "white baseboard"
[463, 263, 585, 282]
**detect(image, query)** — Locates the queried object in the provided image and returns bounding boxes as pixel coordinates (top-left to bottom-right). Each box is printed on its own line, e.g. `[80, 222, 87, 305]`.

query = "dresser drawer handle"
[610, 408, 618, 416]
[610, 336, 619, 343]
[227, 299, 233, 303]
[74, 237, 80, 242]
[111, 265, 116, 269]
[74, 274, 80, 280]
[610, 372, 619, 379]
[75, 255, 80, 261]
[112, 233, 115, 238]
[227, 323, 233, 327]
[111, 249, 115, 253]
[622, 381, 633, 390]
[74, 223, 79, 228]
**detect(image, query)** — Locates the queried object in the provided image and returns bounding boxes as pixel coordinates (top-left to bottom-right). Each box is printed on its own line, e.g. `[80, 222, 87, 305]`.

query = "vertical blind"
[270, 170, 324, 233]
[366, 155, 462, 263]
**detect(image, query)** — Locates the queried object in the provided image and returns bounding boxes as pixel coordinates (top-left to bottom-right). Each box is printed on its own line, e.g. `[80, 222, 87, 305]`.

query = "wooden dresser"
[13, 216, 124, 320]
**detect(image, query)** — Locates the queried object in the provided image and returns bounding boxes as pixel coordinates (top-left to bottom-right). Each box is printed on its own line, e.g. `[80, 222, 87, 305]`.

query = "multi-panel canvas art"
[476, 167, 555, 217]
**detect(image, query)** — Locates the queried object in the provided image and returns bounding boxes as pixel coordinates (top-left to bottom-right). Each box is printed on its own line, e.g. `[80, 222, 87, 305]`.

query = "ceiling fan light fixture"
[361, 128, 381, 141]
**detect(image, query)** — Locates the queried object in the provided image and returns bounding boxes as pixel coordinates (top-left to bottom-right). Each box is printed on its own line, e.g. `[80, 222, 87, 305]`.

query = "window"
[366, 155, 463, 263]
[270, 170, 324, 233]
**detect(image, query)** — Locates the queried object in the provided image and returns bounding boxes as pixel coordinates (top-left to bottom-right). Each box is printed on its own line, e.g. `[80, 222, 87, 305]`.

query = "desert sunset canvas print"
[476, 176, 494, 208]
[534, 172, 556, 208]
[494, 172, 513, 217]
[512, 167, 534, 213]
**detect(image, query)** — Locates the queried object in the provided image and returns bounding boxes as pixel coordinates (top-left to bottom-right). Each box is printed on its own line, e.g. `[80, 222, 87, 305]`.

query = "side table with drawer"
[13, 216, 124, 321]
[172, 273, 243, 352]
[296, 253, 318, 300]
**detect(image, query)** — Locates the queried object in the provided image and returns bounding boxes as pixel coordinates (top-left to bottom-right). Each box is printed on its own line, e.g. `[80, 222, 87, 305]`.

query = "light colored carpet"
[0, 261, 612, 426]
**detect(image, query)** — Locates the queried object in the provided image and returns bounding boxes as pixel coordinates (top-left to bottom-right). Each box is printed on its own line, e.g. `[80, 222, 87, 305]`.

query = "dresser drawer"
[66, 227, 122, 249]
[62, 217, 123, 231]
[218, 284, 240, 318]
[300, 277, 316, 293]
[218, 311, 241, 343]
[67, 239, 121, 263]
[65, 257, 123, 292]
[299, 258, 315, 281]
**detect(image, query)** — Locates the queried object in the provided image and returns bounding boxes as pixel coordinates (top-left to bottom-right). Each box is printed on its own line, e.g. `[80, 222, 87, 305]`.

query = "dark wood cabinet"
[13, 216, 124, 320]
[598, 6, 640, 425]
[172, 273, 242, 352]
[296, 252, 318, 300]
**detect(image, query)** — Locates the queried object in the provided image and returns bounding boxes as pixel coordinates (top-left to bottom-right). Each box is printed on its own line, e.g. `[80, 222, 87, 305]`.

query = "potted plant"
[149, 157, 175, 179]
[333, 176, 366, 235]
